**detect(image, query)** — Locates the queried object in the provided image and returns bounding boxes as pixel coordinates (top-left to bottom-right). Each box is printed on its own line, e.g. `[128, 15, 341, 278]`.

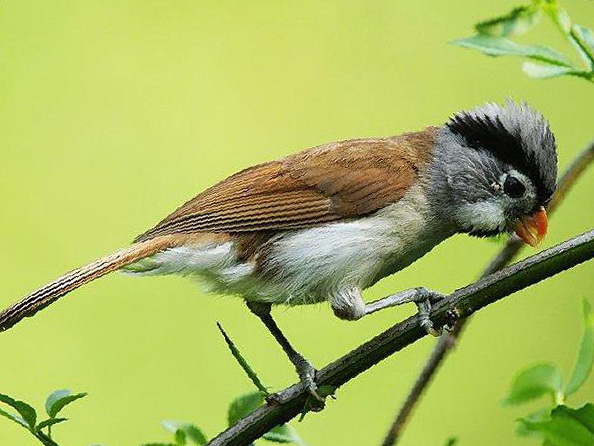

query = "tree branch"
[208, 229, 594, 446]
[381, 139, 594, 446]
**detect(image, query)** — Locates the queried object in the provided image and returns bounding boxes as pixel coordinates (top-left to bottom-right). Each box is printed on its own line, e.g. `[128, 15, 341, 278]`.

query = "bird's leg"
[245, 301, 324, 405]
[367, 287, 446, 335]
[331, 287, 446, 336]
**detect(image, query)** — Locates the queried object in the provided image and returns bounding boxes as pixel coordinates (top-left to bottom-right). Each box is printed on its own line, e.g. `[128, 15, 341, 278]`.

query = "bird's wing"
[134, 128, 437, 242]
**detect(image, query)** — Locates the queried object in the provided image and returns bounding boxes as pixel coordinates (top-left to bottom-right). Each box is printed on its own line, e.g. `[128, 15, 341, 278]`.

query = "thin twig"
[208, 229, 594, 446]
[381, 139, 594, 446]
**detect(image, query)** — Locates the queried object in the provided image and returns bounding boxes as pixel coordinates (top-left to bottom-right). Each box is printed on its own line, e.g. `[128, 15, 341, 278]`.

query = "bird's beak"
[513, 206, 548, 247]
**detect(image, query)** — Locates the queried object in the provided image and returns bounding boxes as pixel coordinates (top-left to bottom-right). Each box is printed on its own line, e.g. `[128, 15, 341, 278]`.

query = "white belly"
[128, 187, 451, 306]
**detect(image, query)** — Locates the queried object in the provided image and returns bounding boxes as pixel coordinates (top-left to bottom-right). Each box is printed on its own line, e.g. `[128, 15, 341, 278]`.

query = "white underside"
[128, 185, 452, 306]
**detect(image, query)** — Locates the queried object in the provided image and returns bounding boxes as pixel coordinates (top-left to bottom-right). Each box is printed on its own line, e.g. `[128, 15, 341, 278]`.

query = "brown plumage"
[0, 236, 172, 331]
[0, 128, 437, 332]
[135, 128, 437, 241]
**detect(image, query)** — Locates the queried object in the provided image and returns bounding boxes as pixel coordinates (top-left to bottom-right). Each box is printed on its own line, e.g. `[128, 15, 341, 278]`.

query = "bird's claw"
[265, 355, 326, 410]
[294, 355, 326, 410]
[415, 289, 446, 337]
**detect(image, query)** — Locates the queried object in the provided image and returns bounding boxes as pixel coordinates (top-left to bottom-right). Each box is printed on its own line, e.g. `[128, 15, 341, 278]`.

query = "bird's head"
[429, 101, 558, 246]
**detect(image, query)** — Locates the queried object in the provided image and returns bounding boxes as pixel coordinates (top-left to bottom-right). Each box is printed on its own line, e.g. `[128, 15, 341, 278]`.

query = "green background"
[1, 1, 593, 445]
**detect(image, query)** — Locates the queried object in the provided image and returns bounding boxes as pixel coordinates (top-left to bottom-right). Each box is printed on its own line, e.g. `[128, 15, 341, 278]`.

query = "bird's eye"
[503, 176, 525, 198]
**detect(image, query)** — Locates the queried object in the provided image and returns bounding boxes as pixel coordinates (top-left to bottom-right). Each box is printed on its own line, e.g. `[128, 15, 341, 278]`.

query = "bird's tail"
[0, 236, 175, 332]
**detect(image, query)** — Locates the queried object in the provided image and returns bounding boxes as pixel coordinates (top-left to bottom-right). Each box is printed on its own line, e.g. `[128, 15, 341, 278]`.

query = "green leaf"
[0, 407, 30, 429]
[574, 26, 594, 55]
[545, 4, 593, 69]
[183, 425, 208, 445]
[572, 25, 594, 69]
[516, 409, 551, 437]
[562, 404, 594, 433]
[45, 389, 87, 418]
[452, 34, 572, 67]
[263, 424, 306, 444]
[475, 5, 541, 37]
[228, 392, 264, 426]
[217, 323, 269, 395]
[519, 404, 594, 445]
[443, 438, 458, 446]
[566, 300, 594, 396]
[161, 421, 207, 446]
[503, 363, 563, 405]
[522, 62, 582, 79]
[36, 417, 67, 431]
[174, 429, 187, 446]
[0, 393, 37, 429]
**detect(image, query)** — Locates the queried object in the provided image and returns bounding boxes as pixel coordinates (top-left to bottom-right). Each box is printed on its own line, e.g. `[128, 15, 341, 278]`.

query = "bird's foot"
[414, 288, 446, 337]
[264, 354, 326, 411]
[294, 354, 325, 411]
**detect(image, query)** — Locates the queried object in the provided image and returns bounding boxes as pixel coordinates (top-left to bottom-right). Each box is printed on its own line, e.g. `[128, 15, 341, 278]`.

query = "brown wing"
[134, 127, 437, 242]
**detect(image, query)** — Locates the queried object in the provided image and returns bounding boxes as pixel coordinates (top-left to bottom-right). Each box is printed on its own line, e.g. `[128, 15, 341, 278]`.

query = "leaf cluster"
[0, 389, 86, 446]
[0, 323, 308, 446]
[503, 300, 594, 445]
[453, 0, 594, 82]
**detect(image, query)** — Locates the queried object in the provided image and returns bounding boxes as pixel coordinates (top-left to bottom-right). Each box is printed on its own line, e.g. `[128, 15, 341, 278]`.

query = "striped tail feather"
[0, 236, 175, 332]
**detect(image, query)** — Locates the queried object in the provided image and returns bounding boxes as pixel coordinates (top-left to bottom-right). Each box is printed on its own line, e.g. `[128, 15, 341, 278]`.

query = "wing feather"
[135, 128, 437, 242]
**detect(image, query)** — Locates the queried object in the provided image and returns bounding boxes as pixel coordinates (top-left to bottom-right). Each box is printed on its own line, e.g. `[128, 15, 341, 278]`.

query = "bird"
[0, 101, 557, 403]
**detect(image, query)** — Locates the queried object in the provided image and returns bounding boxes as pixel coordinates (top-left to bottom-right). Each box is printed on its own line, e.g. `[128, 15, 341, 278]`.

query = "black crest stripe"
[446, 111, 555, 205]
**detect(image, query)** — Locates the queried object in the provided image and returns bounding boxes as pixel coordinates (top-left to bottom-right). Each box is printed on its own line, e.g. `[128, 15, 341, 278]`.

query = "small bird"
[0, 101, 557, 401]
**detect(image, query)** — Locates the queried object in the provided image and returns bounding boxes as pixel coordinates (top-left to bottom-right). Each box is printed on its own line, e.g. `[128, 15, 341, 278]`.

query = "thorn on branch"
[216, 322, 269, 396]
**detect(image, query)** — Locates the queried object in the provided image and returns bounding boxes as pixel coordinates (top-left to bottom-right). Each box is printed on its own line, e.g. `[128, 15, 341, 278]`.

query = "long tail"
[0, 236, 175, 332]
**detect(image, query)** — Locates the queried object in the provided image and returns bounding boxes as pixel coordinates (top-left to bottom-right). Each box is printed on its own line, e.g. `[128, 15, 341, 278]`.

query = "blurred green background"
[1, 1, 593, 445]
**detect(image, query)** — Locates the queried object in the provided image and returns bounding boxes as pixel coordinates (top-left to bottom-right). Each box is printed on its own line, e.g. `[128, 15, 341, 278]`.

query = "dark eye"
[503, 176, 525, 198]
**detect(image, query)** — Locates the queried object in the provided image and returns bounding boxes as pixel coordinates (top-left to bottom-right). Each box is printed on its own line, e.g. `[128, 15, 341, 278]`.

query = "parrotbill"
[0, 101, 557, 402]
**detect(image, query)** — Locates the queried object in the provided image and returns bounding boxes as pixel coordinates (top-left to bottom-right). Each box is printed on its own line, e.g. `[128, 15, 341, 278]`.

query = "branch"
[381, 139, 594, 446]
[207, 229, 594, 446]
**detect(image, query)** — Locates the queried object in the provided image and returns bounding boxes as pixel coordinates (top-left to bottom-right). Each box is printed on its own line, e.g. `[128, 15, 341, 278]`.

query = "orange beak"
[513, 206, 548, 247]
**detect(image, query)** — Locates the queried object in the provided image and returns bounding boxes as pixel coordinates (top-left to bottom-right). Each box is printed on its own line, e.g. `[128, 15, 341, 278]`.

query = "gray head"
[428, 101, 557, 245]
